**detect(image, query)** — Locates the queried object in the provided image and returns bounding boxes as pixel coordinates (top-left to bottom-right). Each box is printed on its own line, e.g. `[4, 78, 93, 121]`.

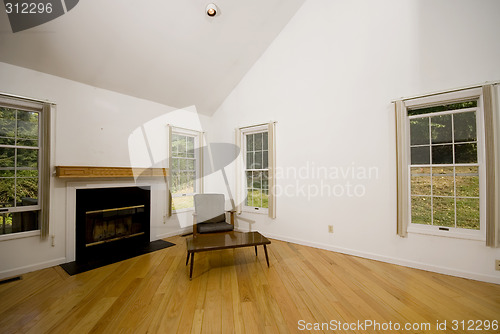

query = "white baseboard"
[154, 227, 191, 240]
[0, 257, 66, 280]
[235, 228, 500, 285]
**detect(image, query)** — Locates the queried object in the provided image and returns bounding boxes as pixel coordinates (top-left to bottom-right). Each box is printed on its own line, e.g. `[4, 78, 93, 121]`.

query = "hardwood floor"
[0, 235, 499, 333]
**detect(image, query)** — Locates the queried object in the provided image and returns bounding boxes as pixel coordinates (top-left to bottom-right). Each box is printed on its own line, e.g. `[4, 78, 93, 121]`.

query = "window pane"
[246, 190, 253, 206]
[0, 178, 15, 207]
[432, 167, 454, 196]
[262, 171, 268, 189]
[186, 159, 195, 170]
[433, 197, 455, 227]
[172, 196, 194, 211]
[408, 101, 477, 116]
[254, 133, 262, 152]
[410, 118, 429, 146]
[188, 172, 196, 192]
[186, 137, 194, 158]
[179, 158, 186, 171]
[0, 211, 38, 235]
[263, 132, 268, 150]
[262, 189, 269, 209]
[411, 167, 431, 195]
[17, 111, 39, 141]
[17, 178, 38, 204]
[0, 108, 16, 146]
[246, 152, 254, 169]
[0, 147, 15, 165]
[177, 137, 186, 157]
[0, 168, 15, 177]
[431, 115, 452, 144]
[263, 150, 268, 169]
[456, 166, 479, 197]
[252, 171, 262, 189]
[251, 189, 262, 207]
[254, 151, 262, 169]
[17, 148, 38, 168]
[246, 171, 252, 188]
[171, 158, 179, 171]
[17, 169, 38, 177]
[456, 198, 480, 230]
[432, 145, 453, 164]
[411, 196, 431, 225]
[411, 146, 430, 164]
[455, 143, 477, 163]
[454, 112, 476, 143]
[172, 134, 181, 157]
[246, 134, 254, 152]
[17, 139, 38, 147]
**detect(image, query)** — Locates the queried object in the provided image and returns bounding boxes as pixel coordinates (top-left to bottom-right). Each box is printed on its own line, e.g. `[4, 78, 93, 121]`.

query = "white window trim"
[171, 127, 202, 214]
[0, 94, 51, 241]
[404, 88, 486, 240]
[241, 124, 269, 214]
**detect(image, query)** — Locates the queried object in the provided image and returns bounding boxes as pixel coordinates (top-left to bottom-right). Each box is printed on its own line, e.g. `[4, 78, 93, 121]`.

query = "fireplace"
[75, 186, 151, 261]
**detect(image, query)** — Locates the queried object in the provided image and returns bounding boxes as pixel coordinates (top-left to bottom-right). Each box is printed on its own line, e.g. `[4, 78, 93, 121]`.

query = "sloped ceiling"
[0, 0, 305, 115]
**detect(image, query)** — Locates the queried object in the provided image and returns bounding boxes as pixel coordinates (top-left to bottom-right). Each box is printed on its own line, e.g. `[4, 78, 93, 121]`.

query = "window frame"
[170, 127, 201, 214]
[241, 125, 269, 214]
[0, 95, 50, 240]
[403, 88, 486, 240]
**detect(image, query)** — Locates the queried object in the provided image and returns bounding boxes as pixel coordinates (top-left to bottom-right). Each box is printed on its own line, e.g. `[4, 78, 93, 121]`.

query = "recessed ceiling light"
[206, 4, 218, 17]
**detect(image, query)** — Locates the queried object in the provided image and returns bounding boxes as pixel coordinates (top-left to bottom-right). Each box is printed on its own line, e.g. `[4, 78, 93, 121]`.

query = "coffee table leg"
[186, 252, 190, 266]
[254, 246, 257, 256]
[189, 253, 195, 280]
[263, 245, 269, 267]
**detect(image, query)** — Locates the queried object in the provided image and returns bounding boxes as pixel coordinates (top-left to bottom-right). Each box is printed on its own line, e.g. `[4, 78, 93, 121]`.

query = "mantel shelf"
[55, 166, 168, 178]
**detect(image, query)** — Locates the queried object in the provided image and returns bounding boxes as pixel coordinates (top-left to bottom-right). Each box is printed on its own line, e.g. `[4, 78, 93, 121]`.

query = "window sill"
[242, 207, 269, 215]
[408, 225, 484, 241]
[0, 230, 40, 242]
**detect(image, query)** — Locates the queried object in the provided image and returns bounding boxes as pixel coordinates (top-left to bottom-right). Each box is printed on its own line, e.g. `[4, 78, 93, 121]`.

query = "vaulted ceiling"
[0, 0, 305, 115]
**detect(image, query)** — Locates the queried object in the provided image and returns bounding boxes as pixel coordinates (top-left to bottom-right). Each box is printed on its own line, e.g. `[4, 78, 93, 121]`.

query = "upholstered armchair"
[193, 194, 235, 237]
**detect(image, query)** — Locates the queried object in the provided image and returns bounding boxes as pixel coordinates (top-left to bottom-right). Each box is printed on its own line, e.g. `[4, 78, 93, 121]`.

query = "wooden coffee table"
[185, 231, 271, 279]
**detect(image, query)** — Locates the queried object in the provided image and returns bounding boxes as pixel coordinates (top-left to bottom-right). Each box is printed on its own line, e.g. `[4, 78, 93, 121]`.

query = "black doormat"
[60, 240, 175, 276]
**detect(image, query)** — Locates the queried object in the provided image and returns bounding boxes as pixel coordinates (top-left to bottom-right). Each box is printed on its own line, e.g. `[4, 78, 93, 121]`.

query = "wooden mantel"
[55, 166, 168, 178]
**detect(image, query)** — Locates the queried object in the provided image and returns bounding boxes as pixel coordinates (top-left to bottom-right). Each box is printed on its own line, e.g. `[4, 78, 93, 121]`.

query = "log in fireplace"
[75, 186, 151, 261]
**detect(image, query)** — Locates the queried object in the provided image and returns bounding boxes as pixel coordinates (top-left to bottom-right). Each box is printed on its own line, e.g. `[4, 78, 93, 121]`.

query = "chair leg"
[186, 252, 190, 266]
[254, 245, 257, 256]
[189, 253, 195, 280]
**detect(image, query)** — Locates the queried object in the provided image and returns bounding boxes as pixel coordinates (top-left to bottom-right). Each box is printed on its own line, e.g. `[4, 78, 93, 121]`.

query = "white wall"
[0, 62, 210, 278]
[207, 0, 500, 283]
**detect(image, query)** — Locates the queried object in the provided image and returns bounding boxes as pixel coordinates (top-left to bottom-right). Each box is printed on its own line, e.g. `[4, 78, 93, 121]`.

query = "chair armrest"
[226, 210, 236, 225]
[192, 212, 198, 237]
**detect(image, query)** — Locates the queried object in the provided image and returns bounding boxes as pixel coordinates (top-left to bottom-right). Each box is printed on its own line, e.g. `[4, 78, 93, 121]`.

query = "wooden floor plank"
[0, 235, 498, 334]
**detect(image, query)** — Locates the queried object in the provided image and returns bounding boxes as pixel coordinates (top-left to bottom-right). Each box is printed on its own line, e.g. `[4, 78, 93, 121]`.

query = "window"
[409, 101, 482, 233]
[395, 87, 497, 240]
[0, 95, 50, 237]
[242, 126, 269, 212]
[170, 129, 201, 212]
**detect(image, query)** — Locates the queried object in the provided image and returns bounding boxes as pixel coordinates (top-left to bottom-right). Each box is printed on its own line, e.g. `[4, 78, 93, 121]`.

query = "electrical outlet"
[328, 225, 334, 233]
[496, 260, 500, 271]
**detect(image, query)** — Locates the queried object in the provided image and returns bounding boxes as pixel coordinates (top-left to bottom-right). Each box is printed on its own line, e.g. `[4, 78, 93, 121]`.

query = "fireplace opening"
[85, 205, 146, 247]
[76, 186, 151, 262]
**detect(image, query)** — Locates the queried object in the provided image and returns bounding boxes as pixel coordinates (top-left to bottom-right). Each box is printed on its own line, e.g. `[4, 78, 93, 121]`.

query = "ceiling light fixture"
[206, 4, 218, 17]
